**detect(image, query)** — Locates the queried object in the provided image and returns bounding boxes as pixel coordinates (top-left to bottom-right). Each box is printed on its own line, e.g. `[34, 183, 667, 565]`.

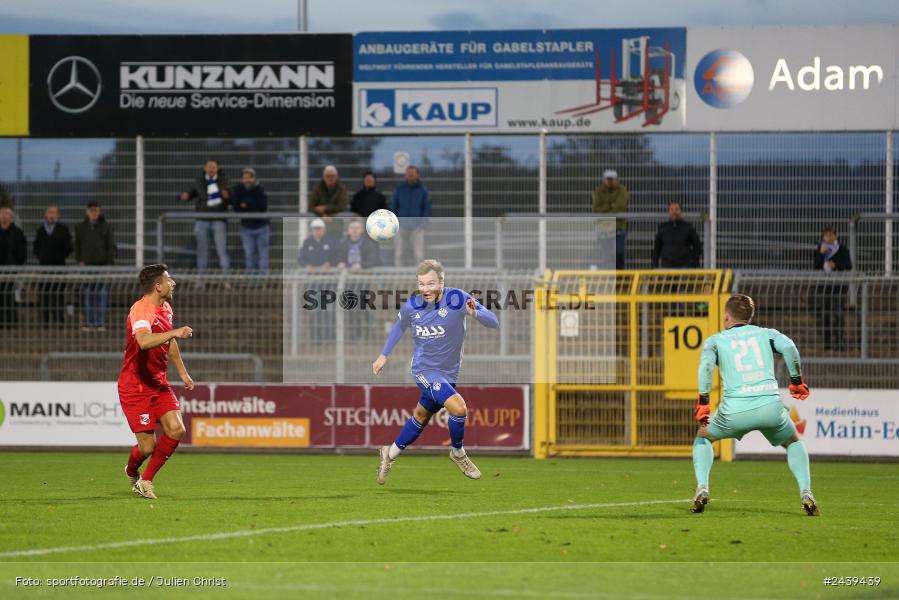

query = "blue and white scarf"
[206, 176, 222, 208]
[821, 240, 839, 273]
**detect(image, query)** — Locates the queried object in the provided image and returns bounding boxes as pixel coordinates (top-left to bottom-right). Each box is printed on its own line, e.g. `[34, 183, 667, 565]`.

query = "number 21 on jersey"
[731, 338, 764, 372]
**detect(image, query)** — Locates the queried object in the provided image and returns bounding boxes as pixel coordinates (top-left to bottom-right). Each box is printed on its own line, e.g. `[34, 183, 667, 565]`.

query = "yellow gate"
[533, 270, 733, 459]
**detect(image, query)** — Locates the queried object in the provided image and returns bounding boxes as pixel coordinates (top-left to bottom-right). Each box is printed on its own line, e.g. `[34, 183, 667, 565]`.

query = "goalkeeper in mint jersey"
[691, 294, 819, 516]
[372, 259, 499, 485]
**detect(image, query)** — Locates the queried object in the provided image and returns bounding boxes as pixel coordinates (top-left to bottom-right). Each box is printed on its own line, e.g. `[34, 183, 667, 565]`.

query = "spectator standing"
[232, 168, 270, 275]
[651, 201, 703, 269]
[592, 169, 628, 269]
[310, 165, 349, 238]
[299, 218, 335, 342]
[390, 165, 431, 267]
[813, 226, 852, 351]
[350, 171, 387, 218]
[298, 218, 335, 272]
[75, 201, 116, 330]
[33, 204, 73, 326]
[181, 159, 231, 274]
[0, 205, 26, 328]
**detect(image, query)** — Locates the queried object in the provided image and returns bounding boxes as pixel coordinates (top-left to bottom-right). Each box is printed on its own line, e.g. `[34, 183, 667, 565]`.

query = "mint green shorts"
[706, 400, 796, 447]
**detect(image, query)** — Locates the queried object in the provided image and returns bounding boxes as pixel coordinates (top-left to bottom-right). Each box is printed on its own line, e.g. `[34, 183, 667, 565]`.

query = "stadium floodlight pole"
[464, 133, 473, 269]
[538, 128, 547, 274]
[297, 0, 308, 32]
[708, 131, 717, 270]
[135, 135, 145, 268]
[886, 130, 893, 275]
[299, 135, 309, 244]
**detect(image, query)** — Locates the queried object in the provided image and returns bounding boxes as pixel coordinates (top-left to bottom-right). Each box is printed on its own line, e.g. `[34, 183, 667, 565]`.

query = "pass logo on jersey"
[415, 325, 446, 338]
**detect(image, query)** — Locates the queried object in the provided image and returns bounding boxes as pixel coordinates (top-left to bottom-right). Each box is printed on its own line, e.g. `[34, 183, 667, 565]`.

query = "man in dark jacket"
[390, 165, 431, 266]
[181, 159, 231, 274]
[298, 218, 335, 271]
[813, 225, 852, 351]
[0, 205, 26, 328]
[351, 171, 387, 218]
[651, 202, 703, 269]
[34, 204, 73, 325]
[299, 218, 336, 342]
[75, 201, 116, 330]
[232, 168, 270, 275]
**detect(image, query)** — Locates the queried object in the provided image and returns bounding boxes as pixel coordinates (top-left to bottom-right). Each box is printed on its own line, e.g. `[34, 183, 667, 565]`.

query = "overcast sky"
[1, 0, 897, 34]
[1, 1, 895, 181]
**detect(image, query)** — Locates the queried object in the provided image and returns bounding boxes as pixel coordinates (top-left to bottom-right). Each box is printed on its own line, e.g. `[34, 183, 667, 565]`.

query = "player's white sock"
[451, 446, 466, 458]
[387, 443, 402, 460]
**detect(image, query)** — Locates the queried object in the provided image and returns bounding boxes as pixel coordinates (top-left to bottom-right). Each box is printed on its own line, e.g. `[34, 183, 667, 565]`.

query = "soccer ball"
[366, 209, 399, 242]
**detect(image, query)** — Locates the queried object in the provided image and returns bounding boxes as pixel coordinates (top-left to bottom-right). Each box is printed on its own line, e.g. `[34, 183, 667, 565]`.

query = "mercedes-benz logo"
[47, 56, 102, 114]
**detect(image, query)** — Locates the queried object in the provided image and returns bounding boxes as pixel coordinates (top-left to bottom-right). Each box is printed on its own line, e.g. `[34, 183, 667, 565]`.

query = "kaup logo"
[694, 49, 754, 108]
[47, 56, 102, 114]
[360, 88, 497, 129]
[0, 399, 5, 427]
[360, 89, 395, 127]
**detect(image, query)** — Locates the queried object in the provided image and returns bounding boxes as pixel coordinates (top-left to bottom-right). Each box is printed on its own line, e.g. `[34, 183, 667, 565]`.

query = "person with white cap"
[298, 217, 336, 342]
[310, 165, 349, 238]
[592, 169, 629, 269]
[298, 218, 334, 272]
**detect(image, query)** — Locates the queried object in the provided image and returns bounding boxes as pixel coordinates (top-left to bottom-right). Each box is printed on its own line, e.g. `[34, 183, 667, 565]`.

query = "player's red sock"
[141, 435, 180, 481]
[126, 445, 147, 477]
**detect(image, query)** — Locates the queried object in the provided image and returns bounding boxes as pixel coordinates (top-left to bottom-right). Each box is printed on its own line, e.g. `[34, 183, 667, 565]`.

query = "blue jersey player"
[692, 294, 818, 516]
[372, 259, 499, 484]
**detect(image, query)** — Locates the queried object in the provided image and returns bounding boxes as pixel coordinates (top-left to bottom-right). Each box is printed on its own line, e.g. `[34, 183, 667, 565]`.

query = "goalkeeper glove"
[694, 393, 710, 425]
[789, 376, 810, 400]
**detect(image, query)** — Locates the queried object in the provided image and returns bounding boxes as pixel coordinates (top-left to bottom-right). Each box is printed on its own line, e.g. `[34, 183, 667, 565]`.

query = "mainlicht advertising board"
[685, 25, 899, 131]
[28, 34, 353, 136]
[353, 28, 687, 133]
[0, 382, 134, 446]
[735, 389, 899, 457]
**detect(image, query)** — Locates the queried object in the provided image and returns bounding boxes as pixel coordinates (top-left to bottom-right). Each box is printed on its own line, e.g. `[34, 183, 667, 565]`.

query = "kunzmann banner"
[353, 29, 687, 133]
[686, 25, 899, 131]
[28, 34, 352, 136]
[735, 389, 899, 457]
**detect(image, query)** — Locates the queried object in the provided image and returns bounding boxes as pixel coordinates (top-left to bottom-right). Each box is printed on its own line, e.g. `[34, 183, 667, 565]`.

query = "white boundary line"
[0, 499, 688, 559]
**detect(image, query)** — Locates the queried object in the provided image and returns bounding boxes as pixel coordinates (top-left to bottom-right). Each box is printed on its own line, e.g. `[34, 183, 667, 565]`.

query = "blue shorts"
[413, 372, 458, 414]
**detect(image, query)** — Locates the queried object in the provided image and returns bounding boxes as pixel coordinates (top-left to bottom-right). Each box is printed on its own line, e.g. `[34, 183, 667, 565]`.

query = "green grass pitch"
[1, 452, 897, 599]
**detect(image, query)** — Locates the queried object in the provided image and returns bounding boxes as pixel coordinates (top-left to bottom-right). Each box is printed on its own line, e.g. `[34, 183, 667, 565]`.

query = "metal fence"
[731, 272, 899, 389]
[1, 131, 896, 272]
[1, 267, 897, 390]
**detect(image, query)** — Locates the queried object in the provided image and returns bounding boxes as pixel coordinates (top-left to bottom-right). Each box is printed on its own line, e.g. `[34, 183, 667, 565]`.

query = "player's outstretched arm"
[135, 326, 193, 351]
[373, 319, 407, 375]
[465, 297, 499, 328]
[168, 339, 194, 390]
[768, 329, 809, 399]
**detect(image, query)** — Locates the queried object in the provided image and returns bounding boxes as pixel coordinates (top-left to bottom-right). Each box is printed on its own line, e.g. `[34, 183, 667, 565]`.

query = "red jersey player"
[119, 264, 194, 499]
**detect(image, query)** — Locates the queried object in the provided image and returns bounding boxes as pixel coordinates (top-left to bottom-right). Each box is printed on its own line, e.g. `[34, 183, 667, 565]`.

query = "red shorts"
[118, 385, 180, 433]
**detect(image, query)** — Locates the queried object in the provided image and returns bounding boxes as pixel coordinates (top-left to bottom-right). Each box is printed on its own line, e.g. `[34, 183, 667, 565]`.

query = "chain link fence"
[732, 272, 899, 389]
[1, 267, 896, 390]
[2, 132, 896, 273]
